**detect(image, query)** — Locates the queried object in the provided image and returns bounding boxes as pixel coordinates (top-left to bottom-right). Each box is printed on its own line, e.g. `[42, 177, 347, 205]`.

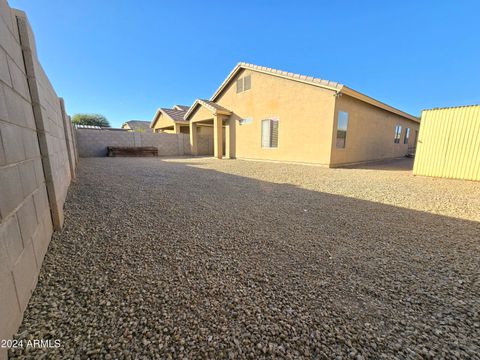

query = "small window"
[404, 127, 410, 144]
[261, 119, 279, 148]
[236, 78, 243, 93]
[394, 125, 402, 143]
[243, 75, 251, 91]
[336, 111, 349, 148]
[236, 75, 251, 93]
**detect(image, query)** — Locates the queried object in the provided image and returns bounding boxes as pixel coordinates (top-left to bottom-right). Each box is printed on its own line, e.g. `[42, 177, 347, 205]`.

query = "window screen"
[243, 75, 251, 91]
[394, 125, 402, 143]
[336, 111, 349, 148]
[270, 120, 279, 147]
[404, 128, 410, 144]
[261, 119, 279, 148]
[236, 78, 243, 93]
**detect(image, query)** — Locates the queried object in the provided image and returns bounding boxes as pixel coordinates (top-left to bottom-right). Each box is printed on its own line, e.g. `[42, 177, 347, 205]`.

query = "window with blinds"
[236, 78, 243, 93]
[236, 75, 251, 93]
[243, 75, 251, 90]
[336, 111, 349, 148]
[261, 119, 279, 148]
[394, 125, 402, 143]
[404, 127, 410, 144]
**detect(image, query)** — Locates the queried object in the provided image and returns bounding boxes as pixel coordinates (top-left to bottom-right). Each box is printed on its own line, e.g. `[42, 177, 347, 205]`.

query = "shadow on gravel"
[11, 157, 480, 359]
[340, 157, 414, 171]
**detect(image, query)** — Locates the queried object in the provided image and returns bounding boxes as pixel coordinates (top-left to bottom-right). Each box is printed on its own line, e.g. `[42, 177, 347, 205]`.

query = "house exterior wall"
[329, 94, 420, 166]
[413, 106, 480, 181]
[152, 113, 190, 134]
[214, 69, 336, 164]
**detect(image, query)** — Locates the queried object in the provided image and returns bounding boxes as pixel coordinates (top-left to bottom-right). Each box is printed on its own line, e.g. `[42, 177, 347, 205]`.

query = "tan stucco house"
[150, 105, 191, 134]
[186, 63, 420, 166]
[121, 120, 152, 132]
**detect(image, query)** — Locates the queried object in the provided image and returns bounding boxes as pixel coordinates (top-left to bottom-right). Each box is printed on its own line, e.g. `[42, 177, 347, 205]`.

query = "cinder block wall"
[76, 129, 192, 157]
[0, 1, 76, 356]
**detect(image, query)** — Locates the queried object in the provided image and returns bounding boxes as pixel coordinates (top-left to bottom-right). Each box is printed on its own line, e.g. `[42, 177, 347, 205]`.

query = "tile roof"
[209, 62, 418, 122]
[184, 99, 232, 121]
[210, 62, 343, 102]
[161, 108, 189, 122]
[174, 105, 190, 112]
[150, 106, 190, 128]
[122, 120, 151, 130]
[198, 99, 231, 113]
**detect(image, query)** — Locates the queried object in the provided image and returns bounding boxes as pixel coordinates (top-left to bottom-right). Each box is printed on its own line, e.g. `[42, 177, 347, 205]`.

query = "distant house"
[121, 120, 152, 132]
[186, 62, 420, 166]
[150, 106, 190, 134]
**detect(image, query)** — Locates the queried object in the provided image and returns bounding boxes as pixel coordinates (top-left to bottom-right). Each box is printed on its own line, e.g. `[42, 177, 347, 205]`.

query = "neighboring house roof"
[162, 108, 188, 122]
[122, 120, 151, 131]
[173, 105, 190, 112]
[210, 62, 419, 123]
[184, 99, 232, 121]
[150, 106, 190, 128]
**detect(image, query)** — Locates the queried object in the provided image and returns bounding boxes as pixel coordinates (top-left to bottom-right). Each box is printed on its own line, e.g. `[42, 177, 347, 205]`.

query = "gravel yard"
[10, 157, 480, 359]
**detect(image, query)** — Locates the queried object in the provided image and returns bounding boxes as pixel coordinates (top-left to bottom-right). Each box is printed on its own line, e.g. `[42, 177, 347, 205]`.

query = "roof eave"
[210, 62, 342, 102]
[150, 109, 162, 128]
[340, 87, 420, 123]
[184, 100, 201, 121]
[184, 99, 232, 121]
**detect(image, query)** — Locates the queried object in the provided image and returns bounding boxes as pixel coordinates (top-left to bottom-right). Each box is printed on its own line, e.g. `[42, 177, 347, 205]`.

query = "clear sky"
[9, 0, 480, 128]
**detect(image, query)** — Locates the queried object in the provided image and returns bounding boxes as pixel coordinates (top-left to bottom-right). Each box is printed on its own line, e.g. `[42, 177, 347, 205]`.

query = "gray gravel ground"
[9, 157, 480, 359]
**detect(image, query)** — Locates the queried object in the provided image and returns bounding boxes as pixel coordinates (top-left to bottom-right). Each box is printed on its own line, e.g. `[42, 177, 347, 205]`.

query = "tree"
[71, 113, 110, 127]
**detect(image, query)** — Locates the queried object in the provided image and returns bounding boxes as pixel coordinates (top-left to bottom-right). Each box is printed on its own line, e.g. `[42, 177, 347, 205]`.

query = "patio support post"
[190, 122, 198, 155]
[225, 120, 230, 159]
[214, 115, 223, 159]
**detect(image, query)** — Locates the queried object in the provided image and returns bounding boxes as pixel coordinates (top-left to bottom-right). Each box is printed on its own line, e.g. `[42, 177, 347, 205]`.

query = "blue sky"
[9, 0, 480, 128]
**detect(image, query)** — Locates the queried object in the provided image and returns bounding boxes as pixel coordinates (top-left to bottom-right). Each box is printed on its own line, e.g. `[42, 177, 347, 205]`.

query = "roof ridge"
[238, 62, 341, 89]
[208, 62, 417, 122]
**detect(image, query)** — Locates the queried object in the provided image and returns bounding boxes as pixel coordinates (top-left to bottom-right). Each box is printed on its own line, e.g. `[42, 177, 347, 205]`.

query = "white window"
[336, 111, 349, 148]
[261, 119, 279, 148]
[394, 125, 402, 143]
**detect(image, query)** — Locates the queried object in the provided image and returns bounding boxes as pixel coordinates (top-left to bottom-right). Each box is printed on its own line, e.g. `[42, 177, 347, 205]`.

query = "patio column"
[225, 120, 230, 159]
[225, 116, 236, 159]
[213, 115, 223, 159]
[190, 122, 198, 156]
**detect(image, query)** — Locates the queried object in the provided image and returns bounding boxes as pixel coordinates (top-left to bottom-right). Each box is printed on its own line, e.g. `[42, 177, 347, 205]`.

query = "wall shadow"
[339, 157, 414, 171]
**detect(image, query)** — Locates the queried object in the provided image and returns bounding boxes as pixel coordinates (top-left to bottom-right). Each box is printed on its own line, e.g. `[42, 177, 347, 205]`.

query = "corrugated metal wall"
[413, 105, 480, 181]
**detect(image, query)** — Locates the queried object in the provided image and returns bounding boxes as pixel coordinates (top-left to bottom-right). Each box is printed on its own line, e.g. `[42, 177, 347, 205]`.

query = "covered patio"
[185, 99, 235, 159]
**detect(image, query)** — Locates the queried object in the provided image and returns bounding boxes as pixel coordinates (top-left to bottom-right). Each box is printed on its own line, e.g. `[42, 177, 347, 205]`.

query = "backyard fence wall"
[0, 1, 76, 356]
[76, 129, 204, 157]
[413, 105, 480, 181]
